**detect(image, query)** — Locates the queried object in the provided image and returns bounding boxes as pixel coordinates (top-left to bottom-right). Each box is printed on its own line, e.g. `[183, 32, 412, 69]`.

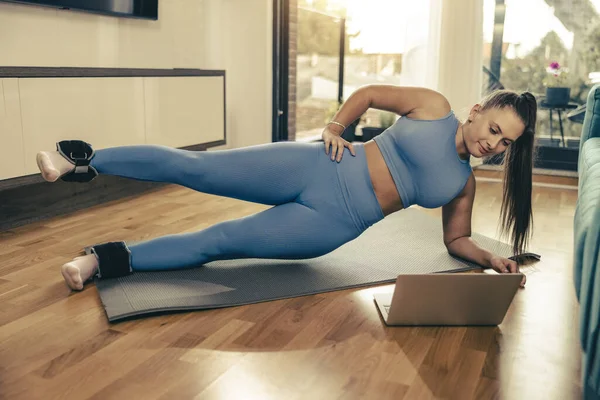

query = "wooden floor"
[0, 173, 582, 400]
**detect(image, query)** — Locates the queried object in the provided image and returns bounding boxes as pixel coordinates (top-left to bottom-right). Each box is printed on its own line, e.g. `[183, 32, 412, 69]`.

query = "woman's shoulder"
[405, 89, 452, 121]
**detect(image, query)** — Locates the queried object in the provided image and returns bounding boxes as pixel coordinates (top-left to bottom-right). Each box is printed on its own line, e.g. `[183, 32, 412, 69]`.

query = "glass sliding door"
[275, 0, 442, 143]
[293, 1, 344, 142]
[481, 0, 600, 171]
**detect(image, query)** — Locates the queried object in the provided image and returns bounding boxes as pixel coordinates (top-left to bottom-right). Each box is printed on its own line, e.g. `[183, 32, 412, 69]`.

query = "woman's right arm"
[331, 85, 449, 126]
[324, 85, 450, 161]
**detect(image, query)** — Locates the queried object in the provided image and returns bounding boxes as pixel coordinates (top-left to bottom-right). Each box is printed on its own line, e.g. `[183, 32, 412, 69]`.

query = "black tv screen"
[0, 0, 158, 20]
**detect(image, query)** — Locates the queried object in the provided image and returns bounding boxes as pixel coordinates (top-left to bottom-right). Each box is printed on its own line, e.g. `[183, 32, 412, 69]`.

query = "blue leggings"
[89, 141, 384, 271]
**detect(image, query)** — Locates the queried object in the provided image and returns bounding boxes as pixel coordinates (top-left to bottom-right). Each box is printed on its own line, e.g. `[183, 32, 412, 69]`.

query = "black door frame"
[272, 0, 289, 142]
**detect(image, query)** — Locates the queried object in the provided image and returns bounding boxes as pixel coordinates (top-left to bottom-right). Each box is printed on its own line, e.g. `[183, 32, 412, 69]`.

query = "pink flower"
[550, 61, 560, 69]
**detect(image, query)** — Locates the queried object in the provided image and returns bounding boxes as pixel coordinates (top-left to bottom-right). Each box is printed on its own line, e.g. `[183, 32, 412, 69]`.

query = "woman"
[36, 85, 536, 291]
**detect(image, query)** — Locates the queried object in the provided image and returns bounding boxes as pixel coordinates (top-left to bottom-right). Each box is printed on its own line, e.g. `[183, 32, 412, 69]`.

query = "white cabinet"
[144, 76, 225, 148]
[0, 73, 225, 180]
[19, 77, 147, 176]
[0, 79, 25, 180]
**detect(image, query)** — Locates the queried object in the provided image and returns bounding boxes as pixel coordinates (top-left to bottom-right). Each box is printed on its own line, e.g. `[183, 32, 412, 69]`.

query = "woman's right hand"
[322, 127, 356, 162]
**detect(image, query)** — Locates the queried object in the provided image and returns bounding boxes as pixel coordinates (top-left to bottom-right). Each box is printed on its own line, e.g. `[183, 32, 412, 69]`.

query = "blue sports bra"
[372, 110, 472, 209]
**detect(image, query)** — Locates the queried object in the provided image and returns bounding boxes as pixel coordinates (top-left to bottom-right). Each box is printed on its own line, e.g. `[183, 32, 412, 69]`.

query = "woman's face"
[464, 106, 525, 158]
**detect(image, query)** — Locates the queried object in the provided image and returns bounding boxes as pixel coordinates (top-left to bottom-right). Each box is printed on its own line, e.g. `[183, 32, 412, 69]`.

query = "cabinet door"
[143, 76, 225, 148]
[18, 77, 146, 175]
[0, 79, 25, 180]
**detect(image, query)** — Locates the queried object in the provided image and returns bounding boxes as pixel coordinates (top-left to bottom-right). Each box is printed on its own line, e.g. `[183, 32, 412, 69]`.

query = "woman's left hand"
[489, 255, 526, 287]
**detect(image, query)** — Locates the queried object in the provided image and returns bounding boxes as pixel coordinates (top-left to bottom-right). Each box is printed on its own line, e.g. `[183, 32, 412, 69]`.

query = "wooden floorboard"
[474, 166, 579, 187]
[0, 176, 582, 400]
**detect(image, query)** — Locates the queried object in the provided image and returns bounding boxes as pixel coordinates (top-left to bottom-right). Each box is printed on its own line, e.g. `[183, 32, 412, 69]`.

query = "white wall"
[0, 0, 273, 158]
[435, 0, 484, 167]
[0, 0, 205, 68]
[436, 0, 484, 118]
[202, 0, 273, 149]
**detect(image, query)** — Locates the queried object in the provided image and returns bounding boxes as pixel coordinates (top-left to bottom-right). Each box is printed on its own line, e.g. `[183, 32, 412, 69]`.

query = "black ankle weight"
[91, 241, 133, 279]
[56, 140, 98, 182]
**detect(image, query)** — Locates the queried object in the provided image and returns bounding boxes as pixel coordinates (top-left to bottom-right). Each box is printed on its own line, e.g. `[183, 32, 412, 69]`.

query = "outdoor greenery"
[379, 111, 397, 129]
[581, 22, 600, 74]
[502, 32, 592, 99]
[297, 0, 361, 56]
[494, 27, 598, 139]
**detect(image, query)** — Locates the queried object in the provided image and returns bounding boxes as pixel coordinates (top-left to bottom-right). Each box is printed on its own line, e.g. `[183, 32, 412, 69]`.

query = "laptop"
[373, 272, 524, 326]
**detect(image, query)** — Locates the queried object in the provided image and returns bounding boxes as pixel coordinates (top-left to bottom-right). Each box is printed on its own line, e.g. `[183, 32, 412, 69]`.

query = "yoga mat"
[89, 208, 529, 322]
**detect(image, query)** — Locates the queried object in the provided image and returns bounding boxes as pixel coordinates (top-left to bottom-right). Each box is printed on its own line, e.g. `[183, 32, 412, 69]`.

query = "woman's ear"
[468, 104, 481, 123]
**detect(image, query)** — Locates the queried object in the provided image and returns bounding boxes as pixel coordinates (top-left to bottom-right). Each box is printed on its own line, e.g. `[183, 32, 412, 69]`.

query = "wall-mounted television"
[0, 0, 158, 20]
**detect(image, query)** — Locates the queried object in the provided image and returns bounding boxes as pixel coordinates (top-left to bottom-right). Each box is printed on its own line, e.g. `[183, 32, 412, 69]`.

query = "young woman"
[36, 85, 537, 291]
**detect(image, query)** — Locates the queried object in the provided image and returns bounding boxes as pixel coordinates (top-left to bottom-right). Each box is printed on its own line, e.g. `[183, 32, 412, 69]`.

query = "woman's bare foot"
[36, 151, 75, 182]
[61, 254, 99, 291]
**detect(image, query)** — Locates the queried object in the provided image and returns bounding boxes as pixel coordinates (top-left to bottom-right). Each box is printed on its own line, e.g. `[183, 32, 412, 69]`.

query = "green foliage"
[379, 111, 396, 129]
[297, 0, 362, 56]
[496, 29, 598, 138]
[499, 31, 568, 94]
[498, 30, 596, 104]
[581, 23, 600, 72]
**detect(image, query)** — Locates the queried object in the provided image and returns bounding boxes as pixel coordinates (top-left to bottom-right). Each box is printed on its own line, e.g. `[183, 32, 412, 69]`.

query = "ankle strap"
[91, 241, 133, 279]
[56, 140, 98, 182]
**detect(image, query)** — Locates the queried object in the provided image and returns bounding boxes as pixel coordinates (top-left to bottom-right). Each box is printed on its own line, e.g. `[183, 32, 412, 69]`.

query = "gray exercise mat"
[91, 208, 524, 322]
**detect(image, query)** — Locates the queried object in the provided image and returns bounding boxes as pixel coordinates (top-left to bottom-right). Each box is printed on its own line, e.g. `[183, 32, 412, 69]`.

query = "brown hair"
[479, 90, 537, 256]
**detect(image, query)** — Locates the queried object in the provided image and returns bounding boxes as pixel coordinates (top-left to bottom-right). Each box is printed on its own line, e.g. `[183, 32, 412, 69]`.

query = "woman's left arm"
[442, 173, 523, 283]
